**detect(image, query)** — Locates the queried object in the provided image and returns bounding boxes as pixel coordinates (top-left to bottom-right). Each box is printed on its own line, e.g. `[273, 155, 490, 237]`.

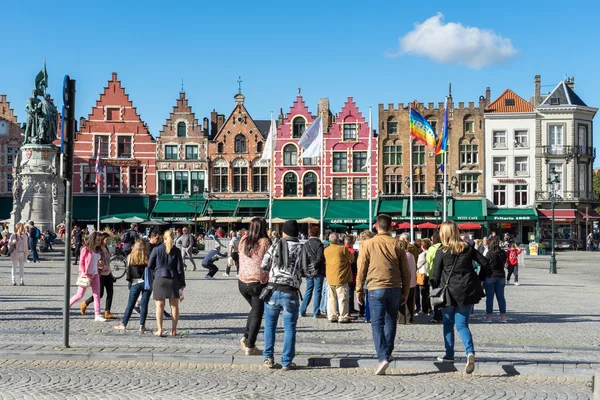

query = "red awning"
[395, 222, 415, 230]
[417, 222, 438, 229]
[579, 210, 600, 220]
[458, 222, 481, 230]
[538, 209, 576, 222]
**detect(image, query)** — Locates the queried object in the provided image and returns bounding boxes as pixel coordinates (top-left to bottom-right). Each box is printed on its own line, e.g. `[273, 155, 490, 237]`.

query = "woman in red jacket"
[505, 243, 522, 286]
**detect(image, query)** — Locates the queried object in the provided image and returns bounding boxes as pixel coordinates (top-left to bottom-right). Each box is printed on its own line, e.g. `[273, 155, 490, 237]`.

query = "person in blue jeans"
[356, 215, 411, 375]
[27, 221, 40, 263]
[299, 226, 325, 318]
[261, 220, 316, 370]
[483, 238, 507, 323]
[432, 221, 489, 374]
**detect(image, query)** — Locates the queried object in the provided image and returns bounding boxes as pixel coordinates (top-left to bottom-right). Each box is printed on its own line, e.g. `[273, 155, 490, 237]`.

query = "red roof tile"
[486, 89, 534, 113]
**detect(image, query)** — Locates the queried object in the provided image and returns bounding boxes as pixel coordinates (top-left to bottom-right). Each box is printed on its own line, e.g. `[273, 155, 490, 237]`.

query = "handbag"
[143, 267, 153, 291]
[76, 276, 90, 288]
[259, 285, 274, 303]
[416, 272, 426, 286]
[430, 254, 459, 308]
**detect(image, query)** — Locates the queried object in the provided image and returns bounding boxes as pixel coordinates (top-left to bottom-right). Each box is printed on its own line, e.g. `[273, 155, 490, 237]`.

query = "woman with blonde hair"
[148, 229, 185, 337]
[115, 239, 153, 332]
[9, 222, 29, 286]
[69, 232, 106, 321]
[432, 220, 489, 374]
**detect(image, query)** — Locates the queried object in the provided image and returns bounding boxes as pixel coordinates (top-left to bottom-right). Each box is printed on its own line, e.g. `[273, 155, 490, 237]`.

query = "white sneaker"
[514, 282, 520, 286]
[375, 360, 389, 375]
[95, 315, 106, 322]
[222, 273, 230, 277]
[465, 353, 475, 374]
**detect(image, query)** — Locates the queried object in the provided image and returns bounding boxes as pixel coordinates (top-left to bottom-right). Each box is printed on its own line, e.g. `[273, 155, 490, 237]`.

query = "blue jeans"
[442, 305, 475, 358]
[28, 239, 39, 262]
[263, 290, 300, 367]
[368, 288, 401, 362]
[122, 282, 152, 327]
[485, 277, 506, 315]
[364, 289, 371, 321]
[320, 278, 328, 313]
[300, 276, 324, 316]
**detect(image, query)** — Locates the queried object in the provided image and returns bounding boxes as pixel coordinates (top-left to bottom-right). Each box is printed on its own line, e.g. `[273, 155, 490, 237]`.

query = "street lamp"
[207, 205, 214, 232]
[546, 167, 560, 274]
[183, 184, 201, 237]
[432, 189, 441, 218]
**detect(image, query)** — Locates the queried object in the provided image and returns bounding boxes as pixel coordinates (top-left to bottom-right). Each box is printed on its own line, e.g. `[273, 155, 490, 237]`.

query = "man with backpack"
[120, 223, 139, 256]
[27, 221, 41, 263]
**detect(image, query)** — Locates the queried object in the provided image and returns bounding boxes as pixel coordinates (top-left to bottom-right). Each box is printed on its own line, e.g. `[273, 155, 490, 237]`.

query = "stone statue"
[22, 62, 57, 145]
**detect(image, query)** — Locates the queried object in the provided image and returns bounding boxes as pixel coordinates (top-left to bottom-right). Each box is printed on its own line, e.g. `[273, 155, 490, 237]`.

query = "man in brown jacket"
[357, 214, 411, 375]
[324, 233, 355, 323]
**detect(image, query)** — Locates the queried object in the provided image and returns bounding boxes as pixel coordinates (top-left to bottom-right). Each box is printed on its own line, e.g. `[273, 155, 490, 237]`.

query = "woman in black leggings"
[80, 233, 116, 319]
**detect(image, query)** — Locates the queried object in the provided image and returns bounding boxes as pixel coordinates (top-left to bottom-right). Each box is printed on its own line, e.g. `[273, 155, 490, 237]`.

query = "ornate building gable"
[0, 95, 24, 195]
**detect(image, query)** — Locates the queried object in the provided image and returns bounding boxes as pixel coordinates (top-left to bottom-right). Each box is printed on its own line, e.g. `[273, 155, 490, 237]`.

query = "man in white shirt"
[176, 227, 196, 271]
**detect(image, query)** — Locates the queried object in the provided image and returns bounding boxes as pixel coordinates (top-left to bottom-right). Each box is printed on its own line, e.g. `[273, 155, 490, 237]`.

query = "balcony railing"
[539, 145, 596, 159]
[535, 190, 598, 202]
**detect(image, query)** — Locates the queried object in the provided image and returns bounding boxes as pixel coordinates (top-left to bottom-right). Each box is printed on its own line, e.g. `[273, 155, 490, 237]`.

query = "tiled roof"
[486, 89, 534, 113]
[254, 120, 271, 139]
[540, 81, 588, 107]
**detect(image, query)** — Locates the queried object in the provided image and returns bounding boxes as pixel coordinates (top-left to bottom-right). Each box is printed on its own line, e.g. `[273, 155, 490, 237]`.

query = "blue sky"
[3, 0, 599, 161]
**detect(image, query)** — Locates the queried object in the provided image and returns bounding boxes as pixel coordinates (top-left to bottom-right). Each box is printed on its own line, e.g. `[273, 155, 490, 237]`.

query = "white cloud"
[388, 13, 517, 69]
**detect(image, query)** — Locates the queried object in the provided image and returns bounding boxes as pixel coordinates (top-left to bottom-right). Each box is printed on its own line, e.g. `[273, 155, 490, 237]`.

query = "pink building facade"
[273, 96, 377, 200]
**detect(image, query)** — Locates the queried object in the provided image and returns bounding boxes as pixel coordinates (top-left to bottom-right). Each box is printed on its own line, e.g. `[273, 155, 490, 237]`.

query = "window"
[464, 120, 474, 134]
[353, 178, 367, 199]
[548, 163, 563, 196]
[333, 178, 347, 199]
[164, 145, 178, 160]
[383, 145, 402, 165]
[493, 157, 507, 177]
[177, 122, 186, 138]
[460, 142, 478, 165]
[185, 145, 198, 160]
[217, 143, 224, 153]
[387, 117, 398, 134]
[492, 131, 507, 149]
[117, 136, 132, 158]
[257, 142, 263, 153]
[515, 157, 528, 176]
[284, 172, 297, 197]
[6, 174, 13, 192]
[191, 171, 205, 193]
[233, 167, 248, 192]
[303, 172, 317, 197]
[514, 130, 528, 148]
[6, 147, 18, 166]
[292, 117, 305, 138]
[352, 152, 368, 172]
[82, 165, 96, 193]
[493, 185, 506, 206]
[213, 167, 228, 192]
[129, 167, 144, 193]
[578, 125, 588, 155]
[515, 185, 527, 206]
[550, 98, 560, 105]
[252, 167, 268, 192]
[428, 120, 437, 135]
[435, 154, 446, 192]
[234, 135, 246, 153]
[459, 174, 479, 195]
[579, 164, 587, 195]
[106, 107, 120, 121]
[303, 156, 317, 166]
[343, 122, 357, 141]
[505, 98, 515, 106]
[174, 171, 189, 195]
[333, 152, 347, 172]
[94, 136, 109, 158]
[106, 166, 121, 193]
[384, 174, 402, 195]
[413, 168, 425, 194]
[548, 125, 563, 154]
[283, 144, 297, 166]
[158, 171, 172, 195]
[412, 143, 425, 165]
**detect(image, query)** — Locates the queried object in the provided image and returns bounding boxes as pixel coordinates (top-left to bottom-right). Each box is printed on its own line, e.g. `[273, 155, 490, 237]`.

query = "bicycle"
[108, 243, 127, 280]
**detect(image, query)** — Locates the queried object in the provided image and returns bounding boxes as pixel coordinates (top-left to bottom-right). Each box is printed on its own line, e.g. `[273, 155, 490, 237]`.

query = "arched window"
[177, 122, 186, 138]
[284, 172, 297, 197]
[217, 142, 224, 153]
[234, 134, 246, 153]
[292, 117, 305, 138]
[303, 172, 317, 197]
[283, 144, 297, 166]
[257, 142, 263, 153]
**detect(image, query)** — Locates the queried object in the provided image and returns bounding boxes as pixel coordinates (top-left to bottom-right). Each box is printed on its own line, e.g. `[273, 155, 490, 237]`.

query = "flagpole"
[319, 117, 324, 241]
[443, 151, 447, 222]
[368, 107, 373, 230]
[96, 163, 100, 232]
[409, 106, 414, 241]
[268, 112, 274, 230]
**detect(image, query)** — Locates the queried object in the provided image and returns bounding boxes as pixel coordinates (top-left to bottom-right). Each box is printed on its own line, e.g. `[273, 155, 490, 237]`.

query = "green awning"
[109, 196, 149, 220]
[152, 199, 202, 214]
[412, 199, 440, 213]
[272, 199, 324, 220]
[324, 200, 376, 224]
[449, 199, 486, 221]
[328, 223, 347, 229]
[0, 197, 12, 220]
[487, 208, 538, 221]
[378, 199, 405, 215]
[353, 223, 371, 230]
[235, 199, 269, 218]
[73, 196, 110, 222]
[205, 200, 239, 217]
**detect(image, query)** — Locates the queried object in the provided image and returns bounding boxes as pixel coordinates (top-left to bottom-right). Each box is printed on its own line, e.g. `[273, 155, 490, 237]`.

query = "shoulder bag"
[429, 253, 459, 308]
[76, 275, 91, 288]
[143, 266, 153, 291]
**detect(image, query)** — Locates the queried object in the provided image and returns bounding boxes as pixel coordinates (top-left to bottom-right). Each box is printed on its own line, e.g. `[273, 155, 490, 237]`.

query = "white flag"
[260, 115, 277, 161]
[301, 118, 323, 158]
[298, 116, 322, 150]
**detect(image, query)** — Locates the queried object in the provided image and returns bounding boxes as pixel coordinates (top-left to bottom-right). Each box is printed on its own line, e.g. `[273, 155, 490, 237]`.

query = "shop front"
[537, 209, 577, 250]
[486, 208, 538, 244]
[448, 198, 487, 238]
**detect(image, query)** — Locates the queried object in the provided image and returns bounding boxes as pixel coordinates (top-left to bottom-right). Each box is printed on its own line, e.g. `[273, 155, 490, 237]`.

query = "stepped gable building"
[0, 95, 24, 220]
[72, 72, 156, 222]
[207, 90, 270, 200]
[155, 91, 209, 196]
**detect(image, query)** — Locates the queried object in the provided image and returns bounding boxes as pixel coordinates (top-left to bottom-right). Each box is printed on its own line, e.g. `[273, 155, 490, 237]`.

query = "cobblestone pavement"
[0, 359, 592, 399]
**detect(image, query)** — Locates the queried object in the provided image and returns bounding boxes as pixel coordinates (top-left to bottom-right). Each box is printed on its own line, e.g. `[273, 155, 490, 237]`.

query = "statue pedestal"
[10, 144, 64, 234]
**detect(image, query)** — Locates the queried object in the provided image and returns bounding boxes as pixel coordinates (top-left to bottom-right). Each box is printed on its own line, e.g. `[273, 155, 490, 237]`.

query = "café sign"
[329, 219, 368, 224]
[489, 216, 533, 221]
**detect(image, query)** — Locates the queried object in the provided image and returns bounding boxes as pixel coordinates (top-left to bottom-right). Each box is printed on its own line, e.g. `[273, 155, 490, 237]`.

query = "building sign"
[329, 219, 368, 224]
[454, 216, 481, 221]
[91, 158, 140, 167]
[490, 216, 533, 221]
[496, 178, 527, 183]
[162, 217, 191, 222]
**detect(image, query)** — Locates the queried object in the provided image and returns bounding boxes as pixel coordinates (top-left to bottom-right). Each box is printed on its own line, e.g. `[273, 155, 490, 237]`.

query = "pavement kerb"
[0, 348, 595, 379]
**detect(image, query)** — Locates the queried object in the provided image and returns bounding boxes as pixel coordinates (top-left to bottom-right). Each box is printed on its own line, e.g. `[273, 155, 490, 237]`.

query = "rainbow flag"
[435, 97, 449, 155]
[409, 108, 437, 149]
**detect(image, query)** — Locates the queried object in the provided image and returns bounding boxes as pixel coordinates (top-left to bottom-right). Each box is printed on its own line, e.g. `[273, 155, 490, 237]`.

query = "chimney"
[202, 117, 208, 136]
[566, 77, 575, 90]
[534, 75, 541, 106]
[318, 98, 331, 132]
[485, 87, 491, 105]
[210, 110, 218, 138]
[111, 72, 118, 81]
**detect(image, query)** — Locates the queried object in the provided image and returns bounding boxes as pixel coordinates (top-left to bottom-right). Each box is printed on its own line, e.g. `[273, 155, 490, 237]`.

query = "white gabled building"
[484, 89, 538, 242]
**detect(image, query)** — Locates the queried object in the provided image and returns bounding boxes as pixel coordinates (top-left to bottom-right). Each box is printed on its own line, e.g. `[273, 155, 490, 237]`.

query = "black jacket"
[148, 244, 185, 287]
[433, 245, 489, 307]
[304, 237, 325, 277]
[486, 250, 506, 279]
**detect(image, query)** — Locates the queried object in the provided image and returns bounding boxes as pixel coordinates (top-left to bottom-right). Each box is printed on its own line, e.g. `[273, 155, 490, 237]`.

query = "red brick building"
[0, 94, 24, 220]
[72, 73, 156, 222]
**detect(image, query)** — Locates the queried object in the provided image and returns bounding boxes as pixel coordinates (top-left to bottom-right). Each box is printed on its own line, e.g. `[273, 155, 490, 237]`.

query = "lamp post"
[207, 205, 214, 232]
[183, 184, 201, 237]
[547, 168, 560, 274]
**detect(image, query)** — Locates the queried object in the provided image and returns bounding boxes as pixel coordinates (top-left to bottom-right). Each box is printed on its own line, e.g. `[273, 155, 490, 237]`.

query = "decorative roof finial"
[298, 87, 301, 95]
[448, 82, 452, 98]
[237, 76, 242, 93]
[181, 78, 184, 92]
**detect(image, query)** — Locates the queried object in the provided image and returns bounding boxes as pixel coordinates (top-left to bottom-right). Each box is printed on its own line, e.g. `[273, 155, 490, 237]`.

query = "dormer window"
[292, 117, 305, 138]
[505, 99, 515, 106]
[177, 122, 186, 138]
[550, 98, 560, 105]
